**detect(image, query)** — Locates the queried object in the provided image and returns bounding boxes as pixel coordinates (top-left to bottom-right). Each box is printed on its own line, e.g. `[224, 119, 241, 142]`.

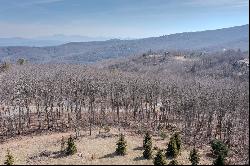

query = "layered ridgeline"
[0, 24, 248, 64]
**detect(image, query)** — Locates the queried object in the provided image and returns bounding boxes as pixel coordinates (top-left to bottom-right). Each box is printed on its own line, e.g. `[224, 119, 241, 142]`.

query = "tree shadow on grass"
[95, 133, 115, 139]
[133, 146, 144, 151]
[28, 150, 68, 162]
[205, 152, 215, 158]
[51, 151, 68, 159]
[133, 156, 145, 161]
[155, 138, 165, 142]
[99, 152, 117, 159]
[166, 155, 174, 160]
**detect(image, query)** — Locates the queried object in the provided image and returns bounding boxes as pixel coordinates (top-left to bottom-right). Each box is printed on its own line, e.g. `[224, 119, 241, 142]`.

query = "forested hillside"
[0, 49, 248, 165]
[0, 25, 248, 64]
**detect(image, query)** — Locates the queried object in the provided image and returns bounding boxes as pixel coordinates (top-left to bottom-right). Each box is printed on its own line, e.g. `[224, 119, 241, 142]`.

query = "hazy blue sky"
[0, 0, 249, 38]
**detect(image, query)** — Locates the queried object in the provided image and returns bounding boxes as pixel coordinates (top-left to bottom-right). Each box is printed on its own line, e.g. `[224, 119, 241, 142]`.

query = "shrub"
[104, 125, 111, 133]
[160, 130, 167, 140]
[4, 149, 14, 165]
[211, 139, 228, 157]
[137, 125, 147, 135]
[116, 134, 127, 155]
[166, 137, 179, 158]
[154, 150, 166, 165]
[90, 153, 96, 160]
[17, 58, 26, 65]
[189, 148, 200, 165]
[0, 62, 10, 72]
[66, 136, 77, 155]
[153, 146, 159, 151]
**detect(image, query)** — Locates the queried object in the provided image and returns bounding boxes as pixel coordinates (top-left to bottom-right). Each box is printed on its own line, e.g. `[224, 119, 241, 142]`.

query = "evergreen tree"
[154, 150, 166, 165]
[168, 159, 178, 165]
[143, 141, 153, 159]
[17, 58, 25, 65]
[143, 131, 152, 148]
[166, 137, 178, 158]
[143, 131, 153, 159]
[4, 149, 14, 165]
[189, 148, 200, 165]
[211, 139, 228, 157]
[213, 154, 225, 165]
[173, 133, 181, 152]
[116, 134, 127, 155]
[66, 136, 77, 155]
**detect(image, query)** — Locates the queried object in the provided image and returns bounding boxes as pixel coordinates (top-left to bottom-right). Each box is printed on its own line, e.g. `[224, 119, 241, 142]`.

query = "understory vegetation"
[1, 131, 233, 165]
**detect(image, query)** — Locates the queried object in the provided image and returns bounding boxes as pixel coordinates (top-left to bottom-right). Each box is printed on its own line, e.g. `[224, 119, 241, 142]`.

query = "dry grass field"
[0, 128, 214, 165]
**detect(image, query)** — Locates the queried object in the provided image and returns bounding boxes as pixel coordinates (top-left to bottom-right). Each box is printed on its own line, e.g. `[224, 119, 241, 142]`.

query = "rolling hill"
[0, 24, 248, 64]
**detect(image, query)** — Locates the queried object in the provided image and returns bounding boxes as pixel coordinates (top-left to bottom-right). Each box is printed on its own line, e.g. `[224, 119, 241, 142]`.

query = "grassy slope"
[0, 128, 212, 165]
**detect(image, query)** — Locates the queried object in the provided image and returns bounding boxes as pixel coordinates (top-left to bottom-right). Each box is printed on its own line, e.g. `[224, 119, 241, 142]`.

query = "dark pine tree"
[166, 137, 178, 158]
[168, 159, 178, 165]
[213, 154, 225, 165]
[189, 148, 200, 165]
[143, 131, 153, 159]
[154, 150, 166, 165]
[116, 134, 127, 155]
[66, 136, 77, 155]
[143, 141, 153, 159]
[4, 149, 14, 165]
[143, 131, 152, 148]
[211, 139, 228, 158]
[173, 133, 181, 152]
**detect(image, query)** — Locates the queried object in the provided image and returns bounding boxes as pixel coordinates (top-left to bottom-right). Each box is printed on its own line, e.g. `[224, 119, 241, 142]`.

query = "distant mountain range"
[0, 24, 248, 64]
[0, 35, 113, 47]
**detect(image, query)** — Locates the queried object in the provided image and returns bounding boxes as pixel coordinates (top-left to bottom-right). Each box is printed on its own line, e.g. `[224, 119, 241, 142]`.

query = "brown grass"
[0, 128, 213, 165]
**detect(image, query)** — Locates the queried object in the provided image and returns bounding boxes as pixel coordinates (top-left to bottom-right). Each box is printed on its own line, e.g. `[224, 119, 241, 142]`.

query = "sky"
[0, 0, 249, 38]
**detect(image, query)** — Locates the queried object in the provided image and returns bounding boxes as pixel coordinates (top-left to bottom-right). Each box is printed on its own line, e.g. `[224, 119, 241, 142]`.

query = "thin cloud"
[14, 0, 66, 7]
[32, 0, 66, 5]
[185, 0, 249, 8]
[0, 0, 66, 12]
